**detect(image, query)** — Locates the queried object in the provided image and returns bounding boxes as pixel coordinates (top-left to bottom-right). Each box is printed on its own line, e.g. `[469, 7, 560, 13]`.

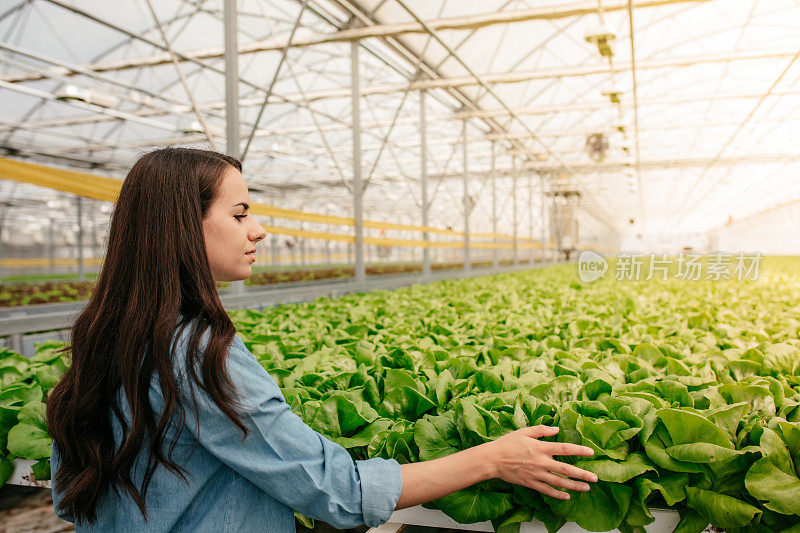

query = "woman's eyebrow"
[234, 202, 249, 210]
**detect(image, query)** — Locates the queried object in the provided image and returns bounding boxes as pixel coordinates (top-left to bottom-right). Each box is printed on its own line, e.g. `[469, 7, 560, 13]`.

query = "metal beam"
[326, 0, 513, 157]
[243, 136, 800, 175]
[512, 157, 518, 264]
[393, 0, 582, 215]
[551, 182, 558, 262]
[665, 48, 800, 230]
[462, 120, 470, 271]
[240, 0, 308, 162]
[351, 39, 365, 283]
[224, 0, 244, 294]
[188, 147, 799, 189]
[420, 89, 430, 278]
[224, 0, 239, 157]
[540, 174, 546, 263]
[25, 114, 799, 158]
[7, 77, 797, 137]
[337, 0, 563, 187]
[419, 152, 800, 181]
[145, 0, 218, 150]
[6, 47, 795, 103]
[451, 88, 800, 120]
[2, 0, 397, 163]
[628, 0, 645, 230]
[528, 171, 533, 265]
[0, 41, 205, 120]
[491, 141, 498, 267]
[99, 140, 794, 188]
[4, 0, 712, 83]
[273, 48, 795, 100]
[76, 195, 84, 280]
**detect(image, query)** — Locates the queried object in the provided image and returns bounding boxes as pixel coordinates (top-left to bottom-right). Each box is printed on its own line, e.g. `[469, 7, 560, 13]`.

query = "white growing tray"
[372, 505, 681, 533]
[7, 458, 51, 488]
[8, 459, 683, 532]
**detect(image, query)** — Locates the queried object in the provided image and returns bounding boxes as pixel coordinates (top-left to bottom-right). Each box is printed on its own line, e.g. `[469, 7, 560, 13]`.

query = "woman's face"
[202, 166, 266, 282]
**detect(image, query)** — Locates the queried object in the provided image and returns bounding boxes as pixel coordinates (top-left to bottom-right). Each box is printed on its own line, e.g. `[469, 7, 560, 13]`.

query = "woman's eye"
[234, 214, 247, 221]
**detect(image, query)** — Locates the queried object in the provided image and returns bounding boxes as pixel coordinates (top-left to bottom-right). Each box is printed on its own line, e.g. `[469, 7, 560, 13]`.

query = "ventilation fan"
[463, 193, 477, 213]
[585, 133, 609, 162]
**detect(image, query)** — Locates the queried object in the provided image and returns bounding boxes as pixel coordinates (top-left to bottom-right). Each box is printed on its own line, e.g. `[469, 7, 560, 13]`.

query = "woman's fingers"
[550, 461, 599, 483]
[541, 472, 591, 492]
[494, 427, 599, 493]
[528, 480, 571, 500]
[547, 441, 595, 456]
[522, 425, 560, 439]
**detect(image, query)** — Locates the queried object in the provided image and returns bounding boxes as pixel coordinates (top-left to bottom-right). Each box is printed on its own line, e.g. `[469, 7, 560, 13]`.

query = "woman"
[46, 147, 597, 531]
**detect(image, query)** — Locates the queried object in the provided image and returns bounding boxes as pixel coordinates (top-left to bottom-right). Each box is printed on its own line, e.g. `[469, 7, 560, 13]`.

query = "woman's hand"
[396, 424, 599, 509]
[485, 425, 598, 499]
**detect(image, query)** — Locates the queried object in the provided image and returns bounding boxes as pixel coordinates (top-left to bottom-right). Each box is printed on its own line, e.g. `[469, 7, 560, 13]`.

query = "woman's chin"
[215, 269, 251, 283]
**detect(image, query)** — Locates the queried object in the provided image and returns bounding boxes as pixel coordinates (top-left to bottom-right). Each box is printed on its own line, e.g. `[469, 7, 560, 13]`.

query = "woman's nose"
[251, 224, 267, 243]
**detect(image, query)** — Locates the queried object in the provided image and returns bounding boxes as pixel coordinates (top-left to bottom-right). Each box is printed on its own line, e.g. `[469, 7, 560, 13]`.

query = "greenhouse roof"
[1, 0, 799, 240]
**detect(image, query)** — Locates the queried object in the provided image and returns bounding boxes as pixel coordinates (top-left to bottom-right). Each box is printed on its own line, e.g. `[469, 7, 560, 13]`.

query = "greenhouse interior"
[0, 0, 799, 532]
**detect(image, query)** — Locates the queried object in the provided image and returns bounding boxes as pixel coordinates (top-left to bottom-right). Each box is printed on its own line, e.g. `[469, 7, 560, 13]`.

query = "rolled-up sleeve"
[355, 458, 403, 526]
[182, 335, 403, 529]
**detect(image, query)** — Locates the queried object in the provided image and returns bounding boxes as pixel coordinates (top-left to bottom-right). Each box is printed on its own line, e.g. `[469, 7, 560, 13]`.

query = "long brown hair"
[46, 147, 249, 523]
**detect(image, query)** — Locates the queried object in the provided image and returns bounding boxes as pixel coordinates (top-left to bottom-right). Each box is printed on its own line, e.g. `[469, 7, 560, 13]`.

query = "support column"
[76, 196, 84, 281]
[420, 89, 431, 278]
[462, 120, 470, 271]
[91, 217, 97, 269]
[325, 232, 332, 266]
[48, 217, 55, 274]
[491, 141, 498, 268]
[351, 39, 366, 283]
[300, 222, 306, 268]
[224, 0, 245, 293]
[540, 173, 546, 264]
[528, 171, 534, 266]
[551, 181, 559, 263]
[512, 157, 518, 265]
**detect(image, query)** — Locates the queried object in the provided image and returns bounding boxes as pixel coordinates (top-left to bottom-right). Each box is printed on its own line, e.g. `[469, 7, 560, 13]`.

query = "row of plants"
[245, 259, 518, 286]
[0, 281, 94, 307]
[0, 259, 522, 307]
[1, 260, 799, 532]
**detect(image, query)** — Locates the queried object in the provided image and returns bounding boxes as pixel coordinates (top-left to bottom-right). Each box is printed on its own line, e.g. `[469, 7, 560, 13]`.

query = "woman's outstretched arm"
[396, 425, 598, 509]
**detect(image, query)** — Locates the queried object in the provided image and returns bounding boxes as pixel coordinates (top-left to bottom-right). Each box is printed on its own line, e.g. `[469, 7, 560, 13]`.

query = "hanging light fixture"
[602, 84, 624, 104]
[181, 119, 204, 134]
[54, 85, 119, 108]
[584, 24, 617, 57]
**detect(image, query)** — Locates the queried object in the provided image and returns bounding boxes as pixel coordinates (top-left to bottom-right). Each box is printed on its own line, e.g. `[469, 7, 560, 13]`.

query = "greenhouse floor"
[0, 485, 72, 533]
[0, 485, 444, 533]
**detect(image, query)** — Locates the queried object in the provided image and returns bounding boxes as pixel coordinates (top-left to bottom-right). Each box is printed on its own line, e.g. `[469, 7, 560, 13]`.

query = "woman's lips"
[245, 251, 256, 263]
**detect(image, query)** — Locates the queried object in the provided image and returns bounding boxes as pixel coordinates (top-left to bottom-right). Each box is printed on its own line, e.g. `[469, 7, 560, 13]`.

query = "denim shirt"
[51, 330, 403, 532]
